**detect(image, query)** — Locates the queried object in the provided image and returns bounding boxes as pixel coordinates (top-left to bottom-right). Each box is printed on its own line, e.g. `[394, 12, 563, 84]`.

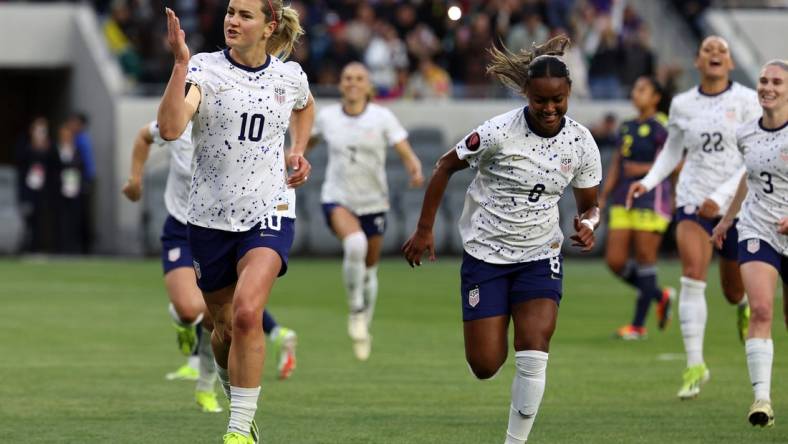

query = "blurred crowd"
[95, 0, 680, 100]
[15, 114, 95, 254]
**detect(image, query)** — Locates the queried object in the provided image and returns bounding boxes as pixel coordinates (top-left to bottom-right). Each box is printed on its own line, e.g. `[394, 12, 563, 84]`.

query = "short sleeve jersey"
[610, 114, 672, 216]
[313, 103, 408, 215]
[736, 118, 788, 255]
[667, 82, 760, 213]
[185, 50, 309, 231]
[149, 120, 194, 224]
[455, 107, 602, 264]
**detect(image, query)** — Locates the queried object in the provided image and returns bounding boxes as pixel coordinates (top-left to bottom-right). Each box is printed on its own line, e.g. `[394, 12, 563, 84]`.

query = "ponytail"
[264, 2, 304, 60]
[486, 35, 571, 96]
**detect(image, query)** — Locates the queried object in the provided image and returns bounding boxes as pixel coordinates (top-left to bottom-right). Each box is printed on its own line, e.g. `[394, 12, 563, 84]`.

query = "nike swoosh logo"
[260, 233, 277, 238]
[550, 274, 561, 280]
[517, 410, 535, 419]
[218, 85, 234, 93]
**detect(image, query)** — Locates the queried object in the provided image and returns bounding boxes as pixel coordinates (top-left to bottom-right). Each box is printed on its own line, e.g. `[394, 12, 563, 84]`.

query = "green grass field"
[0, 257, 785, 443]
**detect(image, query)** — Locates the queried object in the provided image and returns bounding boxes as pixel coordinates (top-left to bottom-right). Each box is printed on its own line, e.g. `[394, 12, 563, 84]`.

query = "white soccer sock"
[342, 232, 367, 313]
[168, 303, 203, 327]
[363, 265, 379, 327]
[196, 326, 217, 393]
[679, 276, 707, 367]
[187, 355, 199, 370]
[227, 386, 260, 436]
[506, 350, 548, 444]
[216, 363, 231, 400]
[746, 338, 773, 401]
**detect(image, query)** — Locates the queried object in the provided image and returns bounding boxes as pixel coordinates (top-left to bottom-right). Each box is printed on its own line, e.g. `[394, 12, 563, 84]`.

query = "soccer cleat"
[271, 327, 297, 380]
[250, 419, 259, 443]
[164, 363, 198, 381]
[348, 313, 372, 361]
[614, 325, 647, 340]
[677, 363, 710, 400]
[656, 287, 676, 330]
[174, 322, 198, 356]
[195, 390, 222, 413]
[222, 432, 254, 444]
[748, 399, 775, 427]
[738, 302, 751, 344]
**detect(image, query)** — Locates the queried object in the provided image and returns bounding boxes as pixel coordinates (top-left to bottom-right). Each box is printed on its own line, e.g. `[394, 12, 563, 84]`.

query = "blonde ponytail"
[486, 35, 571, 95]
[265, 3, 304, 60]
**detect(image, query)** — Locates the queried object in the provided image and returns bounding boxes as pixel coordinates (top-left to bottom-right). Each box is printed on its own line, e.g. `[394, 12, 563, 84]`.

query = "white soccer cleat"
[348, 313, 371, 361]
[748, 399, 775, 427]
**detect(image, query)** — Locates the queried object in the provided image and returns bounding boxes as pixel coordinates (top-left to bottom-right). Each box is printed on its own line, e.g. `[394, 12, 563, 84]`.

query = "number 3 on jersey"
[238, 113, 265, 142]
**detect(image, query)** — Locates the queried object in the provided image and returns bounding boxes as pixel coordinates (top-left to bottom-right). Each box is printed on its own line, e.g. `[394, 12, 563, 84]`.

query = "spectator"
[103, 0, 141, 81]
[588, 25, 624, 99]
[620, 25, 656, 94]
[506, 11, 549, 54]
[590, 112, 619, 151]
[364, 22, 409, 97]
[404, 56, 452, 100]
[16, 117, 57, 253]
[66, 112, 95, 253]
[54, 125, 86, 254]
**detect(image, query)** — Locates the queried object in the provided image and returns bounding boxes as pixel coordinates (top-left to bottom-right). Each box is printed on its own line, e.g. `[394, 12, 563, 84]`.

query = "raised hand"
[165, 8, 190, 66]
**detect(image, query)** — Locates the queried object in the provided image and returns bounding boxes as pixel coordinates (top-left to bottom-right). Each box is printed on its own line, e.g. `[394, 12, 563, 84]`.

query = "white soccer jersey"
[149, 121, 193, 224]
[667, 82, 760, 213]
[736, 118, 788, 255]
[185, 50, 309, 231]
[456, 108, 602, 264]
[313, 103, 408, 215]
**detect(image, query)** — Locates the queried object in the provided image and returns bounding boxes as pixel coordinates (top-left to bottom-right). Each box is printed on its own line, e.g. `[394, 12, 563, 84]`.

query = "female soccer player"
[121, 120, 299, 410]
[627, 36, 761, 400]
[310, 62, 423, 361]
[402, 36, 602, 444]
[158, 2, 313, 442]
[599, 76, 675, 340]
[711, 60, 788, 428]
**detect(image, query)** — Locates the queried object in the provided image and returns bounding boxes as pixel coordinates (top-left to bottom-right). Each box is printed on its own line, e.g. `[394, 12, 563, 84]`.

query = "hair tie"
[265, 0, 277, 30]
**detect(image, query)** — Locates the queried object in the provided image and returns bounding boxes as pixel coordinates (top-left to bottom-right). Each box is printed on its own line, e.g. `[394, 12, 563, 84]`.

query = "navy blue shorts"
[160, 215, 194, 274]
[321, 203, 386, 238]
[738, 238, 787, 285]
[187, 217, 295, 292]
[675, 205, 738, 260]
[460, 251, 563, 321]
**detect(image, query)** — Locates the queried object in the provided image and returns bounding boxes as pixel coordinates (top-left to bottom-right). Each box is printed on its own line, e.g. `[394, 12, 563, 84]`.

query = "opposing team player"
[309, 62, 423, 361]
[121, 120, 299, 407]
[627, 36, 760, 399]
[598, 76, 675, 340]
[158, 2, 312, 443]
[403, 36, 601, 444]
[712, 60, 788, 428]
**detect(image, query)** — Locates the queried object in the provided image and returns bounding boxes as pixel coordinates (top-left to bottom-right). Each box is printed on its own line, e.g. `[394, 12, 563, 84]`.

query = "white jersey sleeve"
[570, 126, 602, 189]
[455, 117, 503, 169]
[381, 108, 408, 145]
[287, 61, 310, 111]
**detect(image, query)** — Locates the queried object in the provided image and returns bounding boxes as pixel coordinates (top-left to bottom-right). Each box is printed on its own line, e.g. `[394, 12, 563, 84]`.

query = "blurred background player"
[403, 36, 602, 444]
[308, 62, 423, 361]
[627, 36, 761, 400]
[599, 76, 676, 340]
[712, 59, 788, 428]
[121, 120, 299, 398]
[157, 2, 312, 442]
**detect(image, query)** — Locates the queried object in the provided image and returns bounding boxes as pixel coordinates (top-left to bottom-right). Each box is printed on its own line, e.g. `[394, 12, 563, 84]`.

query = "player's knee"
[467, 359, 503, 380]
[514, 337, 550, 353]
[750, 303, 772, 326]
[606, 256, 627, 275]
[343, 232, 367, 262]
[681, 265, 705, 280]
[232, 304, 263, 336]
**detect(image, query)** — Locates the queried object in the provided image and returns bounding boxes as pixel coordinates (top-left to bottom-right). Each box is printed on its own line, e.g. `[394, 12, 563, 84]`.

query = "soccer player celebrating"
[598, 76, 676, 340]
[157, 2, 313, 443]
[627, 36, 760, 399]
[309, 62, 423, 361]
[122, 120, 299, 408]
[711, 59, 788, 428]
[402, 36, 601, 444]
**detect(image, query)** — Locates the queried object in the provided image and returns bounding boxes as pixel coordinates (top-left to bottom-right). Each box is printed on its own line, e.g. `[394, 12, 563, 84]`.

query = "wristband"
[580, 219, 594, 231]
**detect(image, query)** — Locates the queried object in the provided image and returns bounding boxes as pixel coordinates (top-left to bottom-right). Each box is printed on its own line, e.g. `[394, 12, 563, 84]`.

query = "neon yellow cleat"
[222, 432, 254, 444]
[195, 390, 222, 413]
[738, 302, 751, 344]
[250, 419, 259, 443]
[749, 399, 775, 427]
[270, 327, 298, 380]
[164, 363, 198, 381]
[174, 322, 198, 356]
[677, 363, 710, 400]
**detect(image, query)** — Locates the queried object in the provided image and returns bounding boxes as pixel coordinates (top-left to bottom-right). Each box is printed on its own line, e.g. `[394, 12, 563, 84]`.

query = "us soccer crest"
[781, 146, 788, 163]
[193, 260, 202, 279]
[468, 286, 480, 307]
[560, 154, 573, 173]
[747, 238, 760, 254]
[274, 85, 286, 105]
[168, 247, 181, 262]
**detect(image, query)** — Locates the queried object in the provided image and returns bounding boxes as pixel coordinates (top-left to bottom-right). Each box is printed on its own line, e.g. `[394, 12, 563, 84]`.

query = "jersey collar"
[524, 106, 566, 138]
[697, 81, 733, 97]
[223, 49, 271, 72]
[758, 117, 788, 132]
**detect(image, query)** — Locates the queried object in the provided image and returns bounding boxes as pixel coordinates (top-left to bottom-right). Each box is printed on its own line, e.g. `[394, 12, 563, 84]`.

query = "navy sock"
[631, 265, 662, 327]
[616, 260, 639, 288]
[192, 320, 202, 357]
[262, 310, 277, 335]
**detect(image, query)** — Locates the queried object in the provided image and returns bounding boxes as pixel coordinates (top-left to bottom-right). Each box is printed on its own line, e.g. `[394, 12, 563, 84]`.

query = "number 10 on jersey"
[238, 113, 265, 142]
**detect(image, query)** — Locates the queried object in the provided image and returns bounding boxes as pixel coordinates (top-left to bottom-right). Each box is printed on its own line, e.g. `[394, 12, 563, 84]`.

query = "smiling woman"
[155, 1, 314, 443]
[401, 35, 602, 444]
